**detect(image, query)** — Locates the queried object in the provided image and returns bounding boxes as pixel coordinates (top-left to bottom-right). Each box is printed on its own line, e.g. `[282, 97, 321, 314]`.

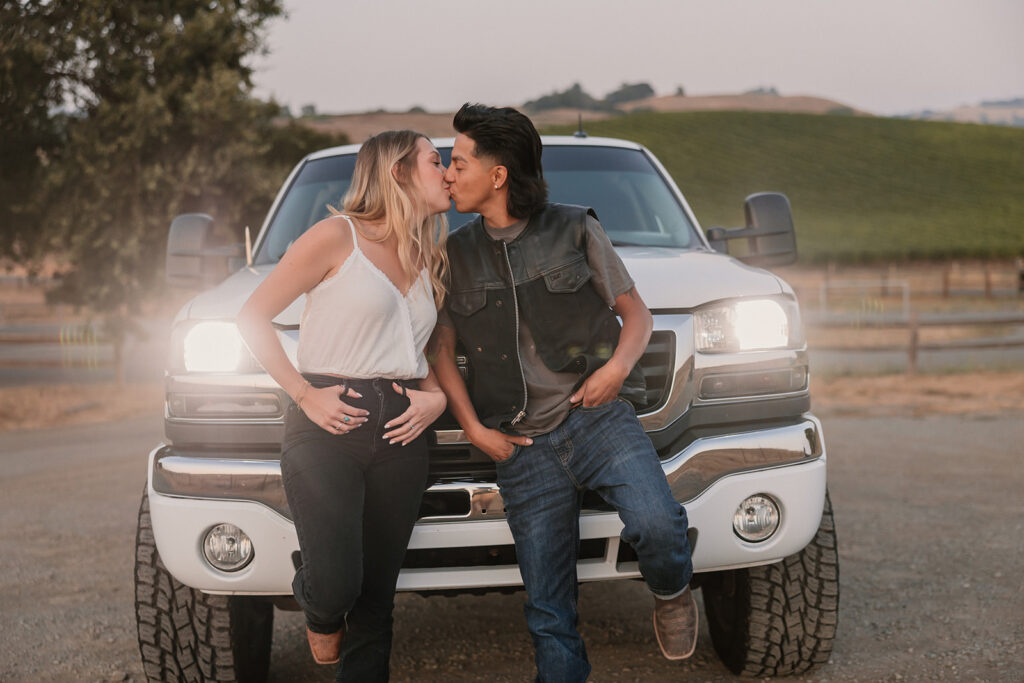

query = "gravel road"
[1, 411, 1022, 682]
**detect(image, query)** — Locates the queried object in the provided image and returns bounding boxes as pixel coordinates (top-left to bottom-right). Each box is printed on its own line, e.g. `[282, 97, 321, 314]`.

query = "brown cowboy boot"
[306, 625, 344, 665]
[653, 587, 699, 660]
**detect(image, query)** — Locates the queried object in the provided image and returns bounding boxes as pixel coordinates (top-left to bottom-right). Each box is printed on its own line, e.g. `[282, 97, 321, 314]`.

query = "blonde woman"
[238, 131, 450, 680]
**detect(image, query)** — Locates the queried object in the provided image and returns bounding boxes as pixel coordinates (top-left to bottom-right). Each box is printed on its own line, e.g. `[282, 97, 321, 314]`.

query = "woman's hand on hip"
[301, 385, 369, 434]
[383, 383, 447, 446]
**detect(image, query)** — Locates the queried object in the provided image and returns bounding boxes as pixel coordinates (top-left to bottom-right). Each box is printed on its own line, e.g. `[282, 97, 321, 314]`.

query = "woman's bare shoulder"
[297, 214, 355, 250]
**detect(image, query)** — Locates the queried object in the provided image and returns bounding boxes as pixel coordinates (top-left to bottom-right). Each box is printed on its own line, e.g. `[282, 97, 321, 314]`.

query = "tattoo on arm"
[428, 326, 456, 363]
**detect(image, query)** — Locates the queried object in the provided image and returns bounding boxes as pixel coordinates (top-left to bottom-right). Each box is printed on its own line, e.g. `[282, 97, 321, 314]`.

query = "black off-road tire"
[134, 488, 275, 682]
[702, 491, 839, 677]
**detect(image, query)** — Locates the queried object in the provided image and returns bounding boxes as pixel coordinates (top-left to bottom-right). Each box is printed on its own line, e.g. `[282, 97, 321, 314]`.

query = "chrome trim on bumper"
[152, 417, 823, 521]
[663, 416, 822, 502]
[153, 454, 291, 518]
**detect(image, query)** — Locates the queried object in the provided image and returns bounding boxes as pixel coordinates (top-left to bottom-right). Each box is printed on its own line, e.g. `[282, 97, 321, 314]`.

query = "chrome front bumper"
[148, 416, 826, 594]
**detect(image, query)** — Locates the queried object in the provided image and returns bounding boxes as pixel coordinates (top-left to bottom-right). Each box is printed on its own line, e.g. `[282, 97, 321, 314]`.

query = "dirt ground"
[0, 382, 163, 432]
[1, 409, 1022, 682]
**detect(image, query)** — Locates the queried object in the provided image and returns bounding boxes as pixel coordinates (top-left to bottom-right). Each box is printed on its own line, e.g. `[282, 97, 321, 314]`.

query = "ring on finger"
[342, 416, 351, 423]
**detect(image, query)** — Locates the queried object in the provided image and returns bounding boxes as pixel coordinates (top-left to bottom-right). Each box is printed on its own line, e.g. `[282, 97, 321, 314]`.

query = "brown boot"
[653, 587, 698, 660]
[306, 625, 344, 665]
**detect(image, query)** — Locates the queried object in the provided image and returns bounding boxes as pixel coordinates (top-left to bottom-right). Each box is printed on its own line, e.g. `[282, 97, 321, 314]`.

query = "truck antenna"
[574, 113, 587, 138]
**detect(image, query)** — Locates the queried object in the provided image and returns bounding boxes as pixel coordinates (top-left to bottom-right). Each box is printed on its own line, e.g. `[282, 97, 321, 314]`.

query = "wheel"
[134, 488, 274, 682]
[702, 490, 839, 676]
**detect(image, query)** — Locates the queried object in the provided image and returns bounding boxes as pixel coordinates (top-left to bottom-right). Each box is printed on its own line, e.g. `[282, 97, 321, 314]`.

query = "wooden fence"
[806, 311, 1024, 374]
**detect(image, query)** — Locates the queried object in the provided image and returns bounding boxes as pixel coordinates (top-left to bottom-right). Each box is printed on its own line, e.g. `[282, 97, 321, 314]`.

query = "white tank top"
[296, 215, 436, 379]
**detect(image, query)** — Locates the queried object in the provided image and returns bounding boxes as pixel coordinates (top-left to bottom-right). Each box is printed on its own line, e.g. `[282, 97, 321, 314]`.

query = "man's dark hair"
[453, 103, 548, 219]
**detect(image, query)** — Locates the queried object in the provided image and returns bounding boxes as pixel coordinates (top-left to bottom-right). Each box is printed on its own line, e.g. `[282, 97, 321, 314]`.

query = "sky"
[251, 0, 1024, 117]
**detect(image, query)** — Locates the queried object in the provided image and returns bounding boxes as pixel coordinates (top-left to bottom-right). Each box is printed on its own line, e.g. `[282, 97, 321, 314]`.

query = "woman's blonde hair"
[330, 130, 449, 307]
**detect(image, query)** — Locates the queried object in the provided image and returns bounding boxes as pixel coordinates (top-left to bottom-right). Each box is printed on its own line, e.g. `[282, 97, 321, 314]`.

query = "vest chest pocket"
[448, 288, 488, 317]
[543, 259, 591, 293]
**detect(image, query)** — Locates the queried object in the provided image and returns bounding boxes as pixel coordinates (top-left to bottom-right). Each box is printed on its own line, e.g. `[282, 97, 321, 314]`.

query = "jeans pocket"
[576, 397, 627, 413]
[282, 406, 315, 446]
[495, 443, 522, 467]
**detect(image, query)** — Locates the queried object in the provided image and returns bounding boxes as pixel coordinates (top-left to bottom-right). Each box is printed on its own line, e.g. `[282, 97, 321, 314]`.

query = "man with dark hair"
[431, 103, 697, 681]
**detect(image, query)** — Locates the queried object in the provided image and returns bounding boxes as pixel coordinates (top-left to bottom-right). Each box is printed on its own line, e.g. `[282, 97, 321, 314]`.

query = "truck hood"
[185, 249, 783, 324]
[185, 266, 304, 325]
[617, 248, 783, 310]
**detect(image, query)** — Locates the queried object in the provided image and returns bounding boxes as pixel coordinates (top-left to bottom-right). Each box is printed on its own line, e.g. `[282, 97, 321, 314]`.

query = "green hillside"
[543, 111, 1024, 262]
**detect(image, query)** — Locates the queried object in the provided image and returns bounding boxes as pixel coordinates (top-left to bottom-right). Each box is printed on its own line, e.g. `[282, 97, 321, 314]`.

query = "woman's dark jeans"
[281, 374, 429, 683]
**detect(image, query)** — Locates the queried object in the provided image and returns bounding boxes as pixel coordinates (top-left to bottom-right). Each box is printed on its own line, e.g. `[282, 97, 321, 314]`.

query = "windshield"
[255, 144, 699, 264]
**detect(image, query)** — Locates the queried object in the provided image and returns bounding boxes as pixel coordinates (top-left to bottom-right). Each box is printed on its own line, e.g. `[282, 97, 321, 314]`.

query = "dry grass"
[812, 370, 1024, 418]
[0, 382, 163, 432]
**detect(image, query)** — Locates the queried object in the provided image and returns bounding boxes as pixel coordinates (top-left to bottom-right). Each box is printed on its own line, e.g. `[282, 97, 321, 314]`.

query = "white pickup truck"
[136, 135, 838, 681]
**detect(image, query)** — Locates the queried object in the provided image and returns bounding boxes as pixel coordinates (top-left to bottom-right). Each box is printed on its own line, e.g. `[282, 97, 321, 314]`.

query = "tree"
[2, 1, 347, 382]
[603, 82, 655, 106]
[0, 1, 77, 266]
[524, 83, 608, 112]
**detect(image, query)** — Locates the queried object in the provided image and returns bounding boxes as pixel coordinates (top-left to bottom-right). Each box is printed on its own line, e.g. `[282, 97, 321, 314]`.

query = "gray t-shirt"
[439, 214, 634, 436]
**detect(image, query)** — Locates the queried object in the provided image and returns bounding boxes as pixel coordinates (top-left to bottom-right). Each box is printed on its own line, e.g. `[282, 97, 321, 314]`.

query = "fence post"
[907, 312, 919, 376]
[942, 265, 951, 298]
[1017, 258, 1024, 295]
[984, 266, 993, 299]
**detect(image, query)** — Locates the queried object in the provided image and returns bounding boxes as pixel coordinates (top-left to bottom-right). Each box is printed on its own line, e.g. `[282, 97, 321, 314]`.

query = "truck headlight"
[695, 298, 803, 353]
[183, 321, 248, 373]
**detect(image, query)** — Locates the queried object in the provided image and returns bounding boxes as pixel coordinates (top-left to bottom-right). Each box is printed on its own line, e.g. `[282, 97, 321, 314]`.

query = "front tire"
[134, 488, 274, 682]
[702, 491, 839, 676]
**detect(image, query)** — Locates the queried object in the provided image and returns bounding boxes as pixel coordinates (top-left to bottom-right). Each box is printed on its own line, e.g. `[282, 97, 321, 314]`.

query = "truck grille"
[447, 329, 674, 417]
[636, 330, 674, 410]
[426, 331, 675, 482]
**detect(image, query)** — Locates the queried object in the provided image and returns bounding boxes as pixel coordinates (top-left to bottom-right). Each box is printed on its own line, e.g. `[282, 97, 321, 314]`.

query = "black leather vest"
[445, 203, 646, 429]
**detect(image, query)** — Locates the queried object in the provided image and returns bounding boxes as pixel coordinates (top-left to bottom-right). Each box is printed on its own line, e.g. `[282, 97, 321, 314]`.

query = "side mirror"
[706, 192, 798, 267]
[165, 213, 243, 288]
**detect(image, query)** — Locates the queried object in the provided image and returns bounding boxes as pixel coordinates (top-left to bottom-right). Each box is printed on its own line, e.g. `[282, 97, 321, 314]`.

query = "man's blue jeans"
[495, 398, 694, 683]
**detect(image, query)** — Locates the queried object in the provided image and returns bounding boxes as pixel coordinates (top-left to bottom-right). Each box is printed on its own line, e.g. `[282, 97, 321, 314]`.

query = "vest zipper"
[501, 242, 528, 426]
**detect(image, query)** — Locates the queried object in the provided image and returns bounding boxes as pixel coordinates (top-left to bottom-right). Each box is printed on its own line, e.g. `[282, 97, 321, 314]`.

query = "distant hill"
[542, 110, 1024, 262]
[299, 111, 456, 142]
[299, 92, 868, 142]
[901, 97, 1024, 127]
[617, 92, 866, 116]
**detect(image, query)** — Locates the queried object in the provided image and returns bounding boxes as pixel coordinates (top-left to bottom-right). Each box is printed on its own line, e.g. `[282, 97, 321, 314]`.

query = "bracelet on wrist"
[294, 380, 311, 408]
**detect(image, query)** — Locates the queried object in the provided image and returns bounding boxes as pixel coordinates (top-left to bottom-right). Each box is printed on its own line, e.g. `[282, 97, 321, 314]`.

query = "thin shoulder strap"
[340, 214, 361, 254]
